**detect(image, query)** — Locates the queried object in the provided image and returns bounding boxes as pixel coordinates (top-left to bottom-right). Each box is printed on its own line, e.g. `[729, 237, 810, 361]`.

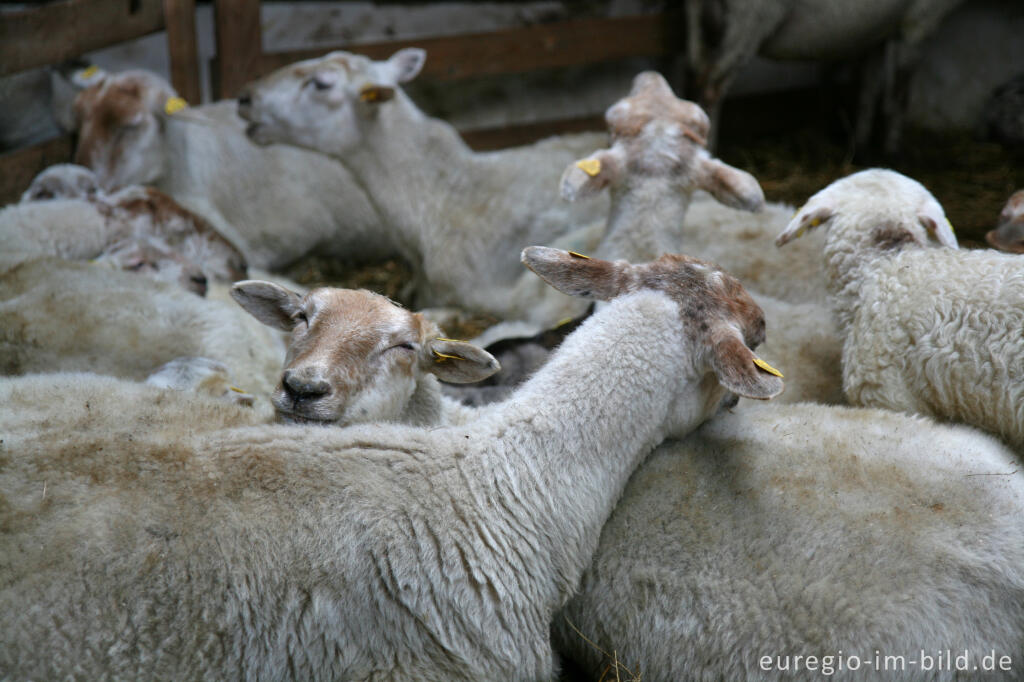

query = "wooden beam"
[163, 0, 201, 104]
[213, 0, 263, 99]
[0, 135, 75, 206]
[0, 0, 165, 77]
[257, 14, 679, 84]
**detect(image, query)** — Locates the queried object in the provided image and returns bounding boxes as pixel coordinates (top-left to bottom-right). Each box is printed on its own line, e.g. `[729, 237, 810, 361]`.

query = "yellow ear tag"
[433, 350, 462, 363]
[809, 217, 821, 227]
[80, 65, 100, 79]
[946, 218, 955, 234]
[555, 316, 575, 328]
[229, 386, 247, 393]
[753, 357, 783, 378]
[164, 97, 187, 115]
[576, 158, 601, 177]
[435, 337, 462, 343]
[359, 86, 382, 102]
[568, 251, 591, 260]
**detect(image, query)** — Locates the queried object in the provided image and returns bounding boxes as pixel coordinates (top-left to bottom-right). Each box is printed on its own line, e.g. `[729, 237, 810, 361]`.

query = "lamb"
[986, 188, 1024, 253]
[6, 166, 248, 292]
[682, 0, 966, 152]
[231, 280, 499, 426]
[557, 72, 842, 403]
[553, 401, 1024, 681]
[777, 168, 1024, 449]
[0, 255, 284, 415]
[0, 246, 784, 680]
[68, 69, 385, 269]
[19, 162, 101, 202]
[238, 48, 613, 321]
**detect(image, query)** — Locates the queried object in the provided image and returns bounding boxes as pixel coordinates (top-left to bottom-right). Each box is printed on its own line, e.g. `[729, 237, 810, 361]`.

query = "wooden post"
[163, 0, 201, 103]
[213, 0, 262, 99]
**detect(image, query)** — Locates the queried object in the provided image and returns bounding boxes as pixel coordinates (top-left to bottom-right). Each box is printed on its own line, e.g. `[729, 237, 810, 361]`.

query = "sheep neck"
[596, 177, 695, 262]
[476, 290, 719, 610]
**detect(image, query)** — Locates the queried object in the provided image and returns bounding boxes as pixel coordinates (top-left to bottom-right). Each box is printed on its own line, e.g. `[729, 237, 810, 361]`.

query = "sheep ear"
[918, 205, 958, 249]
[521, 246, 632, 300]
[230, 280, 304, 331]
[386, 48, 426, 83]
[776, 205, 835, 247]
[424, 338, 500, 383]
[709, 331, 784, 400]
[696, 157, 765, 212]
[560, 148, 624, 202]
[630, 70, 673, 98]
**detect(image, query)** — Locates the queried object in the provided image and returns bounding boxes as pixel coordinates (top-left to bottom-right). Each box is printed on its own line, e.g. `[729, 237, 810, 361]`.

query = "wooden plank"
[213, 0, 263, 99]
[461, 115, 606, 151]
[163, 0, 201, 104]
[0, 0, 165, 77]
[257, 14, 678, 83]
[0, 135, 75, 206]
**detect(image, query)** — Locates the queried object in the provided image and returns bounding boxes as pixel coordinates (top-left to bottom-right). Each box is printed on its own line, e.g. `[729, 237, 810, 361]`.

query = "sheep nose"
[237, 91, 252, 109]
[190, 273, 208, 296]
[282, 370, 330, 401]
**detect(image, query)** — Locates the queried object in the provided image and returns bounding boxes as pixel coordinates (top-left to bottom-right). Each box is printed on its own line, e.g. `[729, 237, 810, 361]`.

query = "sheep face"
[231, 282, 498, 425]
[560, 71, 764, 212]
[238, 48, 426, 156]
[986, 189, 1024, 254]
[96, 237, 209, 296]
[521, 247, 783, 404]
[72, 71, 176, 191]
[20, 164, 100, 202]
[776, 168, 958, 252]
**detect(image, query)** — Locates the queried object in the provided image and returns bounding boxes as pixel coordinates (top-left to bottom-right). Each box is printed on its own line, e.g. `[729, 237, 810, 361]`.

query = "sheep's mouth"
[275, 409, 336, 426]
[245, 122, 272, 145]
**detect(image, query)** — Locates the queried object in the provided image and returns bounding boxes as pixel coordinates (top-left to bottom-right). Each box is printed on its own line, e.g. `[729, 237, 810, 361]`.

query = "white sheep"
[68, 69, 385, 270]
[682, 0, 966, 152]
[986, 188, 1024, 254]
[6, 167, 248, 292]
[230, 280, 499, 426]
[238, 48, 612, 320]
[0, 246, 784, 680]
[0, 255, 283, 415]
[145, 356, 256, 407]
[557, 72, 842, 403]
[554, 401, 1024, 681]
[19, 162, 101, 202]
[777, 168, 1024, 449]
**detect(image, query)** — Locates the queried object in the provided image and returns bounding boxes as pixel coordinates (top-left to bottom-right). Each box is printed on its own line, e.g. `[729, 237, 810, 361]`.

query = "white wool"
[554, 402, 1024, 681]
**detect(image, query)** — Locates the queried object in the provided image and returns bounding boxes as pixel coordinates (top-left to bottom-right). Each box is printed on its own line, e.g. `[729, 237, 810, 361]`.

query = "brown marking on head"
[605, 71, 710, 146]
[73, 79, 145, 168]
[869, 222, 923, 251]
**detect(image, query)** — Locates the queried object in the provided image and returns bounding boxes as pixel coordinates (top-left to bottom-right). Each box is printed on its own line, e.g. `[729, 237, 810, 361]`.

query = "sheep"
[776, 168, 1024, 450]
[682, 0, 967, 152]
[4, 167, 248, 293]
[557, 72, 842, 403]
[68, 69, 385, 270]
[230, 280, 499, 426]
[145, 356, 256, 407]
[0, 246, 784, 680]
[553, 401, 1024, 682]
[0, 255, 284, 416]
[238, 48, 613, 320]
[986, 188, 1024, 254]
[19, 162, 100, 202]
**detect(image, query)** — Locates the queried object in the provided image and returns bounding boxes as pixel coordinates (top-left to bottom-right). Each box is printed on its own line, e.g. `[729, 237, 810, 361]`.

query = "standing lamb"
[554, 402, 1024, 681]
[986, 188, 1024, 254]
[682, 0, 966, 152]
[231, 280, 498, 426]
[0, 247, 783, 680]
[777, 168, 1024, 449]
[238, 48, 612, 320]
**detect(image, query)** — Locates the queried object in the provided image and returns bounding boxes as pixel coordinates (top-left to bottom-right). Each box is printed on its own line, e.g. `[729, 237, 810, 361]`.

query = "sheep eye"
[294, 311, 309, 325]
[390, 342, 416, 352]
[308, 76, 332, 91]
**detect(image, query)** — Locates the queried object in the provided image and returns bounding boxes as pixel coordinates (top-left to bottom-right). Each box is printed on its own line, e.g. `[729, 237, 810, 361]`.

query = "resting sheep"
[0, 246, 783, 680]
[20, 162, 100, 202]
[238, 48, 611, 320]
[68, 69, 384, 269]
[0, 255, 283, 414]
[987, 188, 1024, 254]
[231, 280, 499, 426]
[777, 168, 1024, 449]
[554, 401, 1024, 681]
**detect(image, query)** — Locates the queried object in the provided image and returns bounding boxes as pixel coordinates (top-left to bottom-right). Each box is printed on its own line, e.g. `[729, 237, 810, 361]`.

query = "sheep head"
[986, 189, 1024, 254]
[521, 247, 784, 401]
[231, 281, 498, 425]
[560, 71, 764, 212]
[238, 48, 426, 156]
